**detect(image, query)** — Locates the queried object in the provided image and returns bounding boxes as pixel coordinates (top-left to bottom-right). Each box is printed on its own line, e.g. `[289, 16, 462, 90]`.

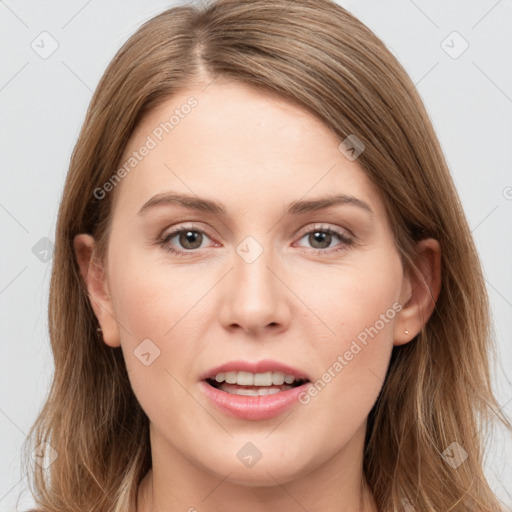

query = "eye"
[159, 225, 214, 256]
[295, 224, 354, 254]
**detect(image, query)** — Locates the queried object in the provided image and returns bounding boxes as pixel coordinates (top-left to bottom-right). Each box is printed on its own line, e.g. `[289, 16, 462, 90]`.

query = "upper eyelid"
[162, 223, 215, 241]
[298, 223, 353, 238]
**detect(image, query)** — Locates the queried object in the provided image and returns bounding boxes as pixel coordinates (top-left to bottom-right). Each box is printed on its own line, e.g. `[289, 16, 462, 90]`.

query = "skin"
[74, 79, 441, 512]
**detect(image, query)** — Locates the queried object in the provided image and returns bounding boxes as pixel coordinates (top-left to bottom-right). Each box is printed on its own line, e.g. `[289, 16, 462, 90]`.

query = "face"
[77, 80, 425, 488]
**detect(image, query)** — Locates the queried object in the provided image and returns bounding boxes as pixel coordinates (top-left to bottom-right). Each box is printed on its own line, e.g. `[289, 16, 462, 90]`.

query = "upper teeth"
[214, 371, 300, 386]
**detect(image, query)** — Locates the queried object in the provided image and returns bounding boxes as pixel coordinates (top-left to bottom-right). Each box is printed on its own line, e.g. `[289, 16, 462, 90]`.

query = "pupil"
[311, 231, 330, 249]
[181, 230, 201, 249]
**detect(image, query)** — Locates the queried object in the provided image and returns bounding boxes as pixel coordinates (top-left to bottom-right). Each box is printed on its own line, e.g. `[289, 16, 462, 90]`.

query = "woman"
[22, 0, 511, 510]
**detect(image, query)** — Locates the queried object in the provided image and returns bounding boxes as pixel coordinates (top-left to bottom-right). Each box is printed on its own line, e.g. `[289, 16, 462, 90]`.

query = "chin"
[201, 453, 313, 487]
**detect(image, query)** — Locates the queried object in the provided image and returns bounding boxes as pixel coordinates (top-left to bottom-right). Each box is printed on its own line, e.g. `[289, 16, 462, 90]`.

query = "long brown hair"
[21, 0, 511, 510]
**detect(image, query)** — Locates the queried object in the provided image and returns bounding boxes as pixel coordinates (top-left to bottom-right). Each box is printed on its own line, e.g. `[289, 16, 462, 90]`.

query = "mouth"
[200, 363, 313, 420]
[205, 371, 310, 396]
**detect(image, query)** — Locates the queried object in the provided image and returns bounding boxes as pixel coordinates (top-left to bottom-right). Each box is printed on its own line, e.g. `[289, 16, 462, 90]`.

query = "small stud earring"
[404, 330, 409, 335]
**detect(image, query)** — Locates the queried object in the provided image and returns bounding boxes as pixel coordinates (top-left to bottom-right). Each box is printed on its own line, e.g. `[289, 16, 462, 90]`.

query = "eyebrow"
[137, 192, 374, 218]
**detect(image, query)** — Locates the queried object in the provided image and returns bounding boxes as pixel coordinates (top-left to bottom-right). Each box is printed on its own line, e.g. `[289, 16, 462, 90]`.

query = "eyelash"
[157, 223, 354, 258]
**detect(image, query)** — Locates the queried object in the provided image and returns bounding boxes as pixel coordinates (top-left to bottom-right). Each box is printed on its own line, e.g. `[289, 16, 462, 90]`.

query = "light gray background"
[1, 1, 511, 510]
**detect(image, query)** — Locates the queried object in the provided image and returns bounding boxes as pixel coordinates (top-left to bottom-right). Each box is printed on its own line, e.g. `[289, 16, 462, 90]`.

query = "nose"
[219, 243, 291, 336]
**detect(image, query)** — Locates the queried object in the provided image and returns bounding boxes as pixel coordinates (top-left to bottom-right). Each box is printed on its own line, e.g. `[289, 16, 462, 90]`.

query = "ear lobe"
[73, 233, 121, 348]
[394, 238, 442, 346]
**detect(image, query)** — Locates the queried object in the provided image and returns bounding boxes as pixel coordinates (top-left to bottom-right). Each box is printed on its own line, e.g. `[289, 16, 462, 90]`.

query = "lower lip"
[199, 380, 311, 421]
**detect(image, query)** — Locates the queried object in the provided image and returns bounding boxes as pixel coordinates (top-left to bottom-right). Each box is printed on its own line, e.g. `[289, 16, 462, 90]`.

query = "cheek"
[108, 242, 212, 340]
[106, 249, 210, 412]
[296, 256, 401, 420]
[294, 253, 402, 345]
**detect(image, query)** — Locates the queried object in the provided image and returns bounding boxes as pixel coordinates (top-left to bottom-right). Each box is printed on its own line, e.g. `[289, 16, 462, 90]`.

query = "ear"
[73, 233, 121, 348]
[394, 238, 442, 346]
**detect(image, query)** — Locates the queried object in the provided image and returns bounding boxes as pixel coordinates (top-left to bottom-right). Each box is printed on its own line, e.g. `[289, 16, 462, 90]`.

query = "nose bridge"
[221, 233, 288, 333]
[234, 234, 277, 305]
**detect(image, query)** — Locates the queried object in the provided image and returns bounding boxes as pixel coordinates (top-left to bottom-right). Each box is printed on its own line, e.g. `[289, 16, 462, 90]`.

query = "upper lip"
[201, 359, 311, 381]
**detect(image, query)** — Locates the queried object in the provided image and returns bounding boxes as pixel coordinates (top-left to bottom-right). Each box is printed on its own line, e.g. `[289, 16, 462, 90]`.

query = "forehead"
[111, 80, 387, 226]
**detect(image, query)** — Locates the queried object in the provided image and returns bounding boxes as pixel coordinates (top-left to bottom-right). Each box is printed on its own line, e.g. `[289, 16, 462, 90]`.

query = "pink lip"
[200, 359, 310, 381]
[199, 380, 311, 421]
[199, 359, 311, 421]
